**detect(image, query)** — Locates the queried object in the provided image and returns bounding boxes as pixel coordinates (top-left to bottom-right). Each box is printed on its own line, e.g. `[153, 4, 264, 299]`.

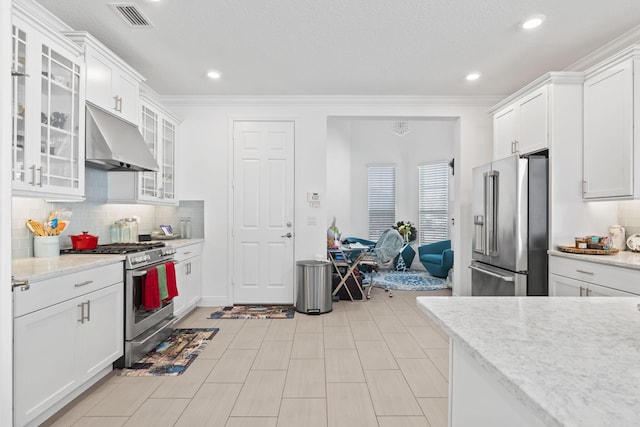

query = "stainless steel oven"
[121, 244, 177, 367]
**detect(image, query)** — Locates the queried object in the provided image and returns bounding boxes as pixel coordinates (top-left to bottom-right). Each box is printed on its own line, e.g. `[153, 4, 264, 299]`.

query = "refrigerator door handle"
[487, 170, 499, 256]
[469, 264, 514, 282]
[483, 172, 491, 256]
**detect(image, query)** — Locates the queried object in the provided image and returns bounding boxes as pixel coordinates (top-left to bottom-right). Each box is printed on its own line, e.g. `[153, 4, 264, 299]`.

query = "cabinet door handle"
[74, 280, 94, 287]
[78, 302, 85, 323]
[29, 165, 36, 186]
[86, 300, 91, 322]
[582, 180, 587, 196]
[579, 286, 583, 296]
[113, 96, 122, 113]
[37, 167, 43, 187]
[575, 269, 594, 275]
[11, 278, 30, 292]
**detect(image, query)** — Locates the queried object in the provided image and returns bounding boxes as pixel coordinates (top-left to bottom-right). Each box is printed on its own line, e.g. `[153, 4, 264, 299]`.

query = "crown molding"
[159, 95, 503, 108]
[489, 72, 585, 113]
[566, 24, 640, 71]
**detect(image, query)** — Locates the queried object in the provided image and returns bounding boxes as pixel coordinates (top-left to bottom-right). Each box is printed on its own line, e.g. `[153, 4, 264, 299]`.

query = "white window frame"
[367, 164, 396, 240]
[418, 161, 449, 245]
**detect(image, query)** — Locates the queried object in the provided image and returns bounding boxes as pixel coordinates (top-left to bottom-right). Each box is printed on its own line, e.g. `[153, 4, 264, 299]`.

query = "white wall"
[164, 97, 495, 301]
[326, 118, 353, 236]
[331, 118, 456, 240]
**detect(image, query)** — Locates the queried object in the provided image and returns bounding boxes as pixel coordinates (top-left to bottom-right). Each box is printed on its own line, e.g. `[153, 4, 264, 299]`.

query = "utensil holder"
[34, 236, 60, 258]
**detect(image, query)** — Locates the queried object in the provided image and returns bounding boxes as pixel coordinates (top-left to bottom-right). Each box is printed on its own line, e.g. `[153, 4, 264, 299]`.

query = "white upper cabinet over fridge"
[11, 3, 85, 199]
[493, 86, 548, 160]
[582, 46, 640, 200]
[64, 31, 144, 125]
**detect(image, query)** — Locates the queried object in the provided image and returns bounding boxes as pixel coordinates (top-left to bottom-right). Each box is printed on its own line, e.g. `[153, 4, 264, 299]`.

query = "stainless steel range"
[62, 242, 177, 367]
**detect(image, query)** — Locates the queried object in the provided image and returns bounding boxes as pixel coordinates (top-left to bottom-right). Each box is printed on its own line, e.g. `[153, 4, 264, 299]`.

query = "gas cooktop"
[61, 242, 166, 255]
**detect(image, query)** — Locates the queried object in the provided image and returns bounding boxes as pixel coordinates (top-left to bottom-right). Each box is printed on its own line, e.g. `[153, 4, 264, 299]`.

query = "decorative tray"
[151, 233, 181, 240]
[559, 246, 619, 255]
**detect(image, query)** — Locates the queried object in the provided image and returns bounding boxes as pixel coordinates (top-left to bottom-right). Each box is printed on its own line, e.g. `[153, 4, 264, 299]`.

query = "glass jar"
[120, 221, 131, 243]
[185, 217, 192, 239]
[123, 218, 138, 242]
[110, 221, 122, 243]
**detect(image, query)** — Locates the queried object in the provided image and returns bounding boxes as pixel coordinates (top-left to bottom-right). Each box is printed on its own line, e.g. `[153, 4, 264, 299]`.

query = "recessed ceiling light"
[207, 71, 221, 79]
[521, 14, 546, 30]
[466, 72, 481, 81]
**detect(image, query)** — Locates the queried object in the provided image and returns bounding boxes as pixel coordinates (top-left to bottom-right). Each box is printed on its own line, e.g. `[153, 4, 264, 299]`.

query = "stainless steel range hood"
[85, 103, 159, 172]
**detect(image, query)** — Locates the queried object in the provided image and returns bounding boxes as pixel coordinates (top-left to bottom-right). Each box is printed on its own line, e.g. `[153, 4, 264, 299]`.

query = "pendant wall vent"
[110, 3, 154, 28]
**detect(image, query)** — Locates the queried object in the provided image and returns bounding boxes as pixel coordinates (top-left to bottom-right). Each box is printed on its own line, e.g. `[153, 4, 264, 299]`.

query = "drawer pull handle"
[575, 269, 594, 275]
[74, 280, 94, 288]
[183, 251, 192, 255]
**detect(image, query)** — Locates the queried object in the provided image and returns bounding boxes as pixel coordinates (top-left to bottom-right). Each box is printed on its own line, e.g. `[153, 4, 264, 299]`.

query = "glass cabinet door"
[140, 105, 159, 198]
[40, 44, 81, 190]
[161, 118, 175, 200]
[11, 25, 27, 185]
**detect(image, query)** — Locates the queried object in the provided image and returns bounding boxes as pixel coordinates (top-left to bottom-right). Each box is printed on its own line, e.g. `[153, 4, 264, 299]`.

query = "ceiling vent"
[110, 3, 153, 28]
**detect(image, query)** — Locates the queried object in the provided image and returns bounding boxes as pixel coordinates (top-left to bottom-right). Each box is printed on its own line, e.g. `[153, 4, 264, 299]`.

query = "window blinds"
[419, 162, 449, 245]
[368, 166, 396, 240]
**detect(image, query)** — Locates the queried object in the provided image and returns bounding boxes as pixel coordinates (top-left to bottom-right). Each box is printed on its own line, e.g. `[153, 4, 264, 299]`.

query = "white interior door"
[233, 121, 295, 304]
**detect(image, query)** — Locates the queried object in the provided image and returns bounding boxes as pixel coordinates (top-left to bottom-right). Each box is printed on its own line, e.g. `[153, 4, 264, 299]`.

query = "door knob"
[281, 232, 292, 238]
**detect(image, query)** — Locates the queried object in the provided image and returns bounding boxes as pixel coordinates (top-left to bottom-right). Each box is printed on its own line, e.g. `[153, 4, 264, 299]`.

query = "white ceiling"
[35, 0, 640, 97]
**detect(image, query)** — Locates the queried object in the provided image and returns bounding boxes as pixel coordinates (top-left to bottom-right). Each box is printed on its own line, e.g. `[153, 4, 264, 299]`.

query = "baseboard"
[199, 296, 230, 307]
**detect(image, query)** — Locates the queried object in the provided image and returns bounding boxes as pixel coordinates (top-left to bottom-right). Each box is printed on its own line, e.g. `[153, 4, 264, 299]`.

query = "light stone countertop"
[417, 296, 640, 427]
[548, 249, 640, 270]
[12, 239, 204, 283]
[12, 255, 125, 283]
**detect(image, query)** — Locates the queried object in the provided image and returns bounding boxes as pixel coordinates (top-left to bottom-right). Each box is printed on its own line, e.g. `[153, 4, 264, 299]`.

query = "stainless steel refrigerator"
[470, 154, 548, 296]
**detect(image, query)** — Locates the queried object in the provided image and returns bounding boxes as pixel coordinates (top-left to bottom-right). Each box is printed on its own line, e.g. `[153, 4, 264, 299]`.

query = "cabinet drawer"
[549, 256, 640, 295]
[175, 243, 202, 262]
[14, 262, 124, 317]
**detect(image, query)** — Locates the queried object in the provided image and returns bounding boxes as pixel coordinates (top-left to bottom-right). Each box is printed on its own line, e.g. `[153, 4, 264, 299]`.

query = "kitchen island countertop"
[417, 296, 640, 427]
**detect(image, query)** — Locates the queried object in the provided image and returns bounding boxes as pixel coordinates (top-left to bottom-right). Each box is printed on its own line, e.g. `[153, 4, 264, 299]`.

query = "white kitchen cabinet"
[173, 243, 203, 318]
[582, 46, 640, 199]
[107, 94, 178, 205]
[13, 262, 124, 427]
[548, 255, 640, 297]
[64, 31, 144, 125]
[492, 85, 548, 160]
[11, 8, 85, 200]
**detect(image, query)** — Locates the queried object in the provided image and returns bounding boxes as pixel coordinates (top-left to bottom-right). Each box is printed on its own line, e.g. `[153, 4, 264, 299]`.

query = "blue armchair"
[418, 240, 453, 278]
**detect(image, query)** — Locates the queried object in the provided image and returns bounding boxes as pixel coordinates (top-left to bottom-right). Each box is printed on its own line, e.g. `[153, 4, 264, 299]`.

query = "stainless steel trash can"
[296, 260, 332, 314]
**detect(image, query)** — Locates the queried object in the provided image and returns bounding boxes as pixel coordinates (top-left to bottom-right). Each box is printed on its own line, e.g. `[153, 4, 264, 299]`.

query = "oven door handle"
[132, 271, 148, 277]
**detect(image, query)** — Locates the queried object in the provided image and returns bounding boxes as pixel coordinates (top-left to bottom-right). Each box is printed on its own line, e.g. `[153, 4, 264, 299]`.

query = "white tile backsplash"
[617, 200, 640, 238]
[12, 196, 204, 259]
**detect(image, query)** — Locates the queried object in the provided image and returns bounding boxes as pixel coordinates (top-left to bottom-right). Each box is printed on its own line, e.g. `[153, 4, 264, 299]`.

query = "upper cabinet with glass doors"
[107, 94, 178, 205]
[11, 9, 85, 200]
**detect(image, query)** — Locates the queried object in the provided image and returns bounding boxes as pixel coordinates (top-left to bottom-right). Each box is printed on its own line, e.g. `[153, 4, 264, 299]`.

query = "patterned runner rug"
[363, 269, 448, 291]
[119, 328, 219, 377]
[209, 305, 295, 319]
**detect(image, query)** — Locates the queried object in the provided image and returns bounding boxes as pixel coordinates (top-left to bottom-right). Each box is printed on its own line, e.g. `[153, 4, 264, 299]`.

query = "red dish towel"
[142, 266, 161, 310]
[164, 261, 179, 302]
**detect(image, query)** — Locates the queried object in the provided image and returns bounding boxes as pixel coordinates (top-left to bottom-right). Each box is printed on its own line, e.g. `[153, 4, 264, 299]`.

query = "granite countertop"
[548, 249, 640, 270]
[12, 239, 205, 282]
[417, 296, 640, 427]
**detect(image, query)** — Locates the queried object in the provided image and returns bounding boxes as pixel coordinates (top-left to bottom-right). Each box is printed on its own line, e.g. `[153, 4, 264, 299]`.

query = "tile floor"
[43, 287, 451, 427]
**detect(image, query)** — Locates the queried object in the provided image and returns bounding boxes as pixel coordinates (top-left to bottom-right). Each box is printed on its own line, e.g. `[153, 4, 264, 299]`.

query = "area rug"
[362, 269, 448, 291]
[209, 305, 295, 319]
[119, 328, 219, 377]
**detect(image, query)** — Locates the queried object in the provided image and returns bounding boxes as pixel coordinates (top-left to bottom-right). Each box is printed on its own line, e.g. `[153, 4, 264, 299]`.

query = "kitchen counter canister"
[417, 296, 640, 427]
[12, 254, 125, 283]
[548, 249, 640, 270]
